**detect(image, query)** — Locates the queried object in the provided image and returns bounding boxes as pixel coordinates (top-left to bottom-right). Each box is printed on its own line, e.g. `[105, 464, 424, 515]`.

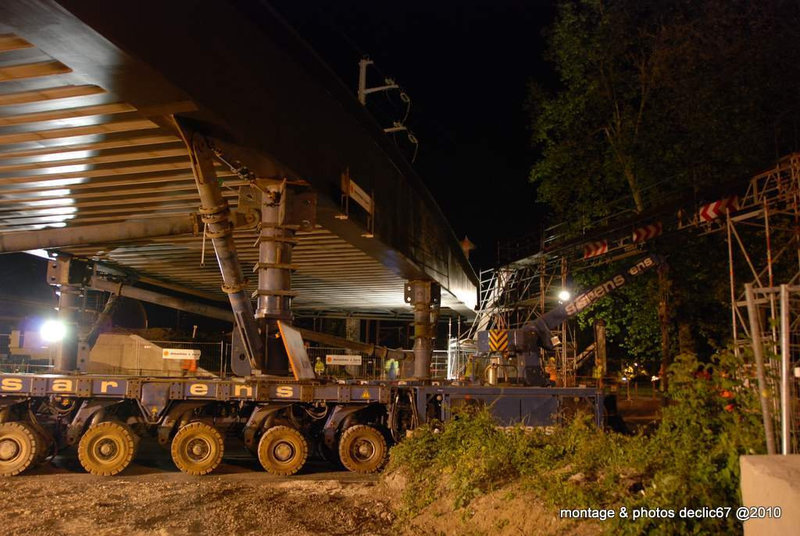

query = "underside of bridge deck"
[0, 0, 477, 319]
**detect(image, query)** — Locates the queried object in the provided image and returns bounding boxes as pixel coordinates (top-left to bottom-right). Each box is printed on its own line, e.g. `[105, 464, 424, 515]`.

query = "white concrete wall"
[740, 454, 800, 536]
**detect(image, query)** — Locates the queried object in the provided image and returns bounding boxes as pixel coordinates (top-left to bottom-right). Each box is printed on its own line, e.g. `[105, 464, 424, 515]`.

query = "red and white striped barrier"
[632, 222, 663, 243]
[699, 196, 738, 222]
[583, 240, 608, 259]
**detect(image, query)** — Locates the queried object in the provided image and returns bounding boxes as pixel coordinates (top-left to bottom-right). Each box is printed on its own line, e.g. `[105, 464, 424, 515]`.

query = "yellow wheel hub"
[338, 424, 388, 474]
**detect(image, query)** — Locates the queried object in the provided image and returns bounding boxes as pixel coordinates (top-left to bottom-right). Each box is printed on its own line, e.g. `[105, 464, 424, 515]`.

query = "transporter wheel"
[338, 425, 388, 474]
[77, 421, 137, 476]
[171, 422, 224, 475]
[0, 422, 42, 476]
[257, 425, 308, 476]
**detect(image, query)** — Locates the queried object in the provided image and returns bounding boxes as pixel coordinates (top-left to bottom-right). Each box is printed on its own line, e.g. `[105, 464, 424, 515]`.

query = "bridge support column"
[47, 255, 90, 373]
[54, 285, 80, 372]
[255, 182, 297, 375]
[405, 280, 440, 380]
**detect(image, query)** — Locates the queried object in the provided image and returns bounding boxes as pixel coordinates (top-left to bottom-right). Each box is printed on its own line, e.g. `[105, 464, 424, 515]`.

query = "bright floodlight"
[558, 289, 571, 301]
[40, 319, 66, 343]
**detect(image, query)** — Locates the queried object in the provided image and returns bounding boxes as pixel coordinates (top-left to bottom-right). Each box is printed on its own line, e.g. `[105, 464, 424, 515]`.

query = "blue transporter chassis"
[0, 373, 603, 476]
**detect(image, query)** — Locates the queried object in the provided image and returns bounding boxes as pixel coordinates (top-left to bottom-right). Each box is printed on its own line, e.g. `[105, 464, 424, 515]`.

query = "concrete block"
[89, 334, 183, 376]
[740, 454, 800, 536]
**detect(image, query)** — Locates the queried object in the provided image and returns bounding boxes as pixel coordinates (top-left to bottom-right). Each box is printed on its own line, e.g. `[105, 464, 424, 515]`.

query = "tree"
[530, 0, 800, 367]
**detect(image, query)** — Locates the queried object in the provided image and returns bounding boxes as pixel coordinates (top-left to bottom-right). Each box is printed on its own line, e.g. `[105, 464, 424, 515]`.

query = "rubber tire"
[338, 425, 388, 474]
[171, 422, 224, 475]
[257, 425, 308, 476]
[0, 422, 42, 476]
[77, 421, 137, 476]
[33, 431, 52, 464]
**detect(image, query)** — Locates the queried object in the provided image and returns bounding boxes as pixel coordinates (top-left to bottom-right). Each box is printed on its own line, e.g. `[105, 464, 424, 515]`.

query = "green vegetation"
[527, 0, 800, 373]
[388, 349, 765, 534]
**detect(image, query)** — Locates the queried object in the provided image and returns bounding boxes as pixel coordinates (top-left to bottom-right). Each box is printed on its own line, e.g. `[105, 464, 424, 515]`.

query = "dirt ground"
[0, 447, 603, 536]
[0, 443, 394, 536]
[389, 476, 602, 536]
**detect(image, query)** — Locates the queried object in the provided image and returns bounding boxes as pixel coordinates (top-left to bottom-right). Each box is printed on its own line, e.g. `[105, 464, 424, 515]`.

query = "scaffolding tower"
[712, 154, 800, 454]
[467, 253, 582, 385]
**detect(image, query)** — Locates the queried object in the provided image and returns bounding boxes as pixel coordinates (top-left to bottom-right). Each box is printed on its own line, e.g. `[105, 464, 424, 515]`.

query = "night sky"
[269, 0, 556, 269]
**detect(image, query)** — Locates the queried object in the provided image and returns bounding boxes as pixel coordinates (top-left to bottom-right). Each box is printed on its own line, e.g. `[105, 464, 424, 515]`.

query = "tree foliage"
[529, 0, 800, 359]
[531, 0, 800, 222]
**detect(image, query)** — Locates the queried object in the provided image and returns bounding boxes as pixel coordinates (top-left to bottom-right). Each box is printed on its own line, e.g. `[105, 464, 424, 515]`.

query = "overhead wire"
[304, 9, 428, 164]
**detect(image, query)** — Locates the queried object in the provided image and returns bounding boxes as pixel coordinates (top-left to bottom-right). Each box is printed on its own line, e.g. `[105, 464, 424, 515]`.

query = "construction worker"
[385, 358, 398, 380]
[464, 356, 474, 381]
[545, 357, 558, 383]
[314, 356, 325, 378]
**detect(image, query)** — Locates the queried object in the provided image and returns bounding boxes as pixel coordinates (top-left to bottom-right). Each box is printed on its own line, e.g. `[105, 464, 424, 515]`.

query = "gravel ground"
[0, 444, 394, 536]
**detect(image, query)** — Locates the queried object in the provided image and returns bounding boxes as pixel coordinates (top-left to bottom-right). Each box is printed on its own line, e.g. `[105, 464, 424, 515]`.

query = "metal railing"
[146, 339, 229, 377]
[0, 332, 55, 373]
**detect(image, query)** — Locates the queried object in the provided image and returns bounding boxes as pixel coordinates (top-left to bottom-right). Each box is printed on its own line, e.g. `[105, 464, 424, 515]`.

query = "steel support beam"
[745, 283, 777, 455]
[0, 207, 260, 253]
[254, 183, 297, 375]
[176, 121, 264, 372]
[47, 254, 91, 373]
[88, 276, 233, 322]
[779, 284, 791, 455]
[294, 325, 410, 362]
[0, 215, 200, 253]
[54, 284, 81, 372]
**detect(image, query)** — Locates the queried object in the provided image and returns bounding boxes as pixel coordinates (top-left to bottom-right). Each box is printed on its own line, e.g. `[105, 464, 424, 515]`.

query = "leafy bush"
[388, 348, 765, 534]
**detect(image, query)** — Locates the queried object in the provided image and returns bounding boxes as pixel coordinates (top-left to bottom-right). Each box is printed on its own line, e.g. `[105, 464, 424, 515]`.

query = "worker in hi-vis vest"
[384, 358, 398, 380]
[314, 356, 325, 377]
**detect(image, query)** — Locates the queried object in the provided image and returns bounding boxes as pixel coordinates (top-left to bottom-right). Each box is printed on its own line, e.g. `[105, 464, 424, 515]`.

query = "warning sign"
[162, 348, 201, 360]
[325, 355, 362, 366]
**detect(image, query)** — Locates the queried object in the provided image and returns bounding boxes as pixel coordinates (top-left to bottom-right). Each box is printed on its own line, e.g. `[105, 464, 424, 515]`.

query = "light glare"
[40, 319, 67, 342]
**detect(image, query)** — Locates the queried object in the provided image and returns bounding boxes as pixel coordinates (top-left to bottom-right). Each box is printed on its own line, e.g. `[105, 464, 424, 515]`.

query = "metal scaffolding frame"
[744, 284, 799, 455]
[467, 253, 580, 385]
[715, 154, 800, 356]
[712, 154, 800, 455]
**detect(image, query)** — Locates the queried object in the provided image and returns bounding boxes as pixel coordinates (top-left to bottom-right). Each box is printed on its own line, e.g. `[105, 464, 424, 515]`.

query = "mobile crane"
[475, 253, 663, 386]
